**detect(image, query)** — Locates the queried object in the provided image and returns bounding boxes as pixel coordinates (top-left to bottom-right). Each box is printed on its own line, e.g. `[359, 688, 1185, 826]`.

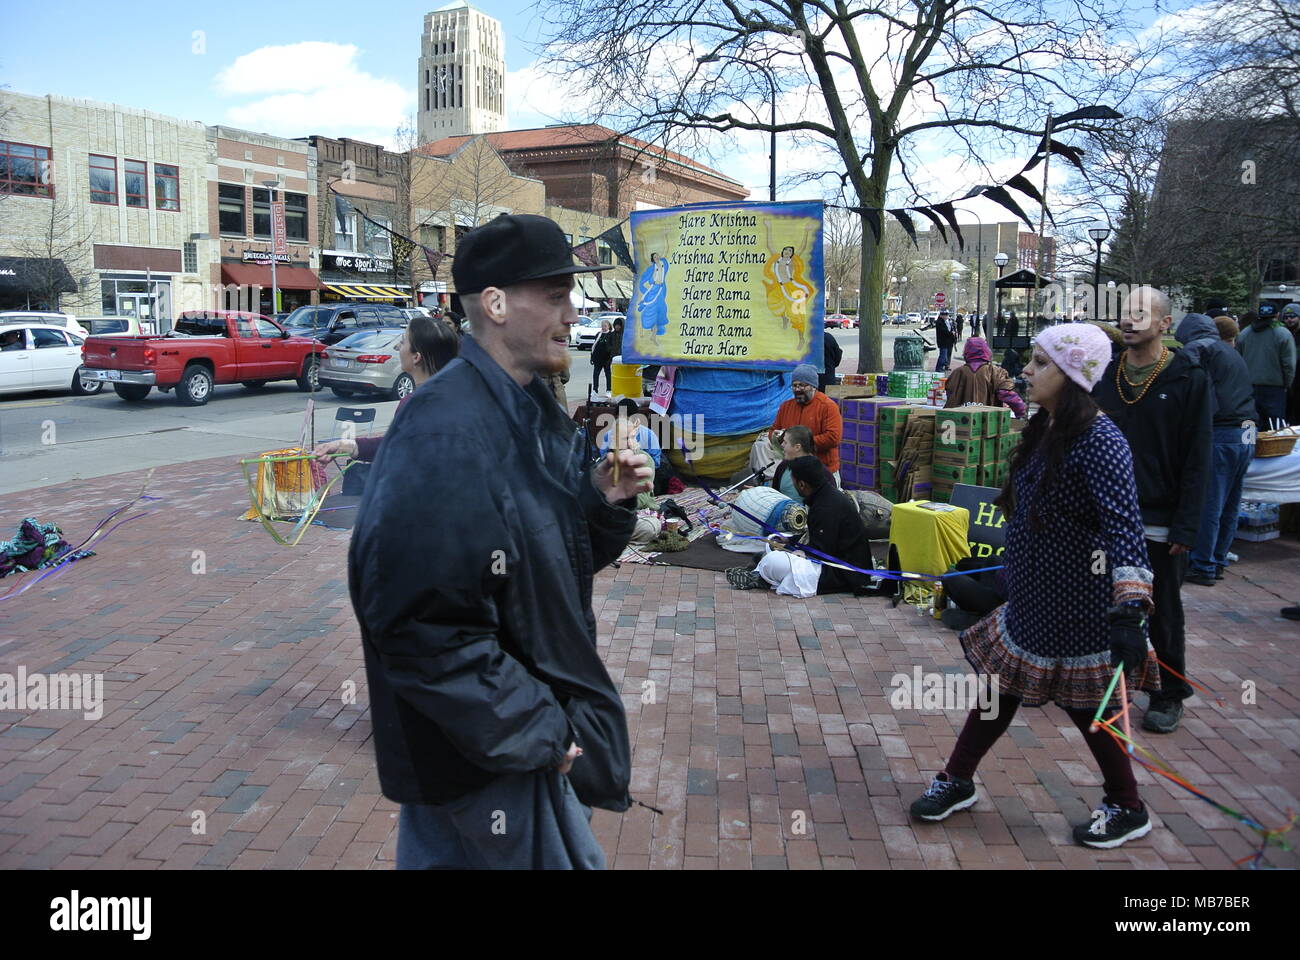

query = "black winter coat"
[1174, 313, 1258, 429]
[1092, 349, 1212, 547]
[590, 331, 614, 368]
[348, 335, 637, 811]
[804, 482, 875, 594]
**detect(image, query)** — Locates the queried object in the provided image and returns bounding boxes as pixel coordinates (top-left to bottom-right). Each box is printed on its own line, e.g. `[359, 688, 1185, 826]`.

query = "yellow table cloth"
[887, 499, 971, 608]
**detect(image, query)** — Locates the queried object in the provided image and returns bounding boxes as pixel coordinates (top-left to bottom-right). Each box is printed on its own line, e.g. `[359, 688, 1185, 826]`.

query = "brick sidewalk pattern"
[0, 453, 1297, 869]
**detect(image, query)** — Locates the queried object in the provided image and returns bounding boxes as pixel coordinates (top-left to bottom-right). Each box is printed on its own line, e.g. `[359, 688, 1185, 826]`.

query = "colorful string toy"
[1091, 663, 1295, 870]
[0, 469, 162, 603]
[239, 452, 353, 547]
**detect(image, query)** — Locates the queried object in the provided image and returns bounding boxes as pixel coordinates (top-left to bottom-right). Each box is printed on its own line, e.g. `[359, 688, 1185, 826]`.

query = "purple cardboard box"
[840, 463, 858, 486]
[856, 442, 878, 465]
[859, 464, 878, 488]
[838, 442, 855, 466]
[857, 422, 876, 445]
[842, 420, 858, 442]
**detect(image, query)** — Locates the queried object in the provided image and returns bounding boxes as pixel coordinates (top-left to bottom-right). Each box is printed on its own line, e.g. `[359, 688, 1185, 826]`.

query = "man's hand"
[313, 439, 358, 461]
[1169, 543, 1191, 556]
[557, 742, 583, 775]
[594, 448, 653, 503]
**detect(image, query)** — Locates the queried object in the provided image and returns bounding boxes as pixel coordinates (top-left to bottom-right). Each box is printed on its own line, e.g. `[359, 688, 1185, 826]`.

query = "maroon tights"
[944, 694, 1141, 810]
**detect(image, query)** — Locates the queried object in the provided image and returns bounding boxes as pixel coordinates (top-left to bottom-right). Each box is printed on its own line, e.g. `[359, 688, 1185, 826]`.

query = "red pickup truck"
[82, 310, 325, 405]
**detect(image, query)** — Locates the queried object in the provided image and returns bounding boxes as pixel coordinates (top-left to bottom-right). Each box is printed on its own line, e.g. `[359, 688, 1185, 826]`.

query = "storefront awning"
[321, 283, 409, 301]
[0, 256, 77, 296]
[221, 264, 319, 290]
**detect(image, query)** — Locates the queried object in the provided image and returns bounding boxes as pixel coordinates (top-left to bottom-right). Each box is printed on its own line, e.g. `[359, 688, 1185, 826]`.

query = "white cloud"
[214, 42, 413, 145]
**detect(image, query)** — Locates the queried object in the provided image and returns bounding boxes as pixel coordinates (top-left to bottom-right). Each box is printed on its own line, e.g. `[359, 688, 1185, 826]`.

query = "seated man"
[1, 329, 25, 351]
[771, 364, 843, 482]
[769, 425, 814, 502]
[727, 457, 875, 597]
[597, 397, 663, 468]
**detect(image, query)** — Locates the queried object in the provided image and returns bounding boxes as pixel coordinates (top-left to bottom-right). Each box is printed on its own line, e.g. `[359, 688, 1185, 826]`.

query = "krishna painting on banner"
[621, 200, 825, 371]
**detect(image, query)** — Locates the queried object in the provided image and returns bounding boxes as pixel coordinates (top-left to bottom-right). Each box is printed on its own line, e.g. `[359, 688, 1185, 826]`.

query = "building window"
[89, 154, 117, 204]
[252, 187, 271, 238]
[0, 141, 54, 198]
[364, 217, 391, 257]
[183, 241, 198, 273]
[420, 224, 446, 250]
[335, 200, 357, 252]
[124, 160, 147, 207]
[218, 183, 245, 235]
[284, 192, 307, 241]
[598, 240, 613, 266]
[155, 163, 180, 210]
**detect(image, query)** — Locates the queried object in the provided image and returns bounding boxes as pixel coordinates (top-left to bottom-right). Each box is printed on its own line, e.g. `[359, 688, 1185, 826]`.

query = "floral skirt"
[959, 605, 1161, 711]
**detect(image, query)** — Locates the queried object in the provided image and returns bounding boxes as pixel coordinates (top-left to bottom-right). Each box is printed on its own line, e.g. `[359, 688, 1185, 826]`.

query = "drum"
[719, 487, 807, 553]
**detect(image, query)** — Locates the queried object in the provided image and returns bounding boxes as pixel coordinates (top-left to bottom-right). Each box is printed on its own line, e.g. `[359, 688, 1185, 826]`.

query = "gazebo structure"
[993, 268, 1053, 342]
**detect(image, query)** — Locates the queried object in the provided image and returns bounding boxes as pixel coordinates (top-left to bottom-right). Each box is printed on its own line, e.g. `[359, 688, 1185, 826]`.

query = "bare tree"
[12, 191, 94, 310]
[822, 205, 860, 313]
[536, 1, 1145, 369]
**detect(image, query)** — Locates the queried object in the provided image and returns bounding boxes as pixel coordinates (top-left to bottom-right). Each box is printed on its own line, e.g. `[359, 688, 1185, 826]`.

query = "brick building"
[0, 91, 211, 327]
[417, 124, 748, 221]
[207, 126, 318, 315]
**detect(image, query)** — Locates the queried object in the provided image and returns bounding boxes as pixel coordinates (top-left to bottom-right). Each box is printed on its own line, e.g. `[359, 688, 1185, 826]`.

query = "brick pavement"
[0, 452, 1297, 869]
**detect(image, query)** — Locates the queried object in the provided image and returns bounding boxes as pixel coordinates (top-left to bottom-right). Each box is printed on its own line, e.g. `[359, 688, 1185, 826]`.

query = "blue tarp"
[669, 367, 791, 436]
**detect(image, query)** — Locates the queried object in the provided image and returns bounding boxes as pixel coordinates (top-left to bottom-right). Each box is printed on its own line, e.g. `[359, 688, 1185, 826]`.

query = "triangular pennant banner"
[1046, 138, 1086, 173]
[851, 208, 882, 244]
[909, 207, 949, 246]
[422, 246, 445, 278]
[1005, 174, 1054, 227]
[572, 239, 599, 268]
[981, 186, 1037, 232]
[930, 202, 965, 250]
[598, 224, 635, 269]
[391, 235, 415, 266]
[887, 209, 918, 247]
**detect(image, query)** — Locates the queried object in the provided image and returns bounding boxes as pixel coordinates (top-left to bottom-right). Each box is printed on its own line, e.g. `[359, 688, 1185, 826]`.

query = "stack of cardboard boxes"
[878, 404, 939, 502]
[838, 396, 907, 491]
[931, 405, 1014, 501]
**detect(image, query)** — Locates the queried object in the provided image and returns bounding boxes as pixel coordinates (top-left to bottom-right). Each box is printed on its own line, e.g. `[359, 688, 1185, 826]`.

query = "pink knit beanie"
[1035, 322, 1112, 391]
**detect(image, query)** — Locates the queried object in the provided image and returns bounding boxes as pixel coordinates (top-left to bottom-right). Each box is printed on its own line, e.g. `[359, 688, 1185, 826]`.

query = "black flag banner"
[842, 113, 1117, 251]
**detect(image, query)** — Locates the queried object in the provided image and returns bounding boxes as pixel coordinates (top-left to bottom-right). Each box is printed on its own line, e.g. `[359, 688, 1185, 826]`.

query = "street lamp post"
[993, 252, 1009, 336]
[697, 54, 776, 201]
[1088, 222, 1111, 322]
[262, 179, 280, 316]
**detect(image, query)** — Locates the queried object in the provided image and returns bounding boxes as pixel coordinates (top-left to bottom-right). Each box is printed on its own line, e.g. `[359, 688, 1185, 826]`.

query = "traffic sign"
[934, 291, 946, 306]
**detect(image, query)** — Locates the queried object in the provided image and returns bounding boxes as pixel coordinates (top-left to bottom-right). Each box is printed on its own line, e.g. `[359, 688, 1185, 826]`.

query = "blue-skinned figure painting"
[638, 252, 670, 335]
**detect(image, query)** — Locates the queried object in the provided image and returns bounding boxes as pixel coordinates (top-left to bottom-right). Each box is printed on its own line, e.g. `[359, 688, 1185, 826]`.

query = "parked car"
[81, 310, 324, 405]
[0, 323, 102, 396]
[573, 315, 605, 350]
[399, 307, 432, 321]
[905, 312, 922, 325]
[81, 316, 143, 337]
[824, 314, 853, 329]
[319, 328, 414, 401]
[891, 313, 910, 325]
[0, 310, 90, 339]
[280, 302, 408, 346]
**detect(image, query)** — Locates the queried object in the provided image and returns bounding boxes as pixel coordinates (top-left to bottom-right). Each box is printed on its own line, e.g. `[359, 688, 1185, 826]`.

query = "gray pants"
[396, 770, 605, 870]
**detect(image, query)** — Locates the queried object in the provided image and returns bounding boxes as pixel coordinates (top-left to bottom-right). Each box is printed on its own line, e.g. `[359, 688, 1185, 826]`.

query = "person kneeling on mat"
[726, 456, 874, 597]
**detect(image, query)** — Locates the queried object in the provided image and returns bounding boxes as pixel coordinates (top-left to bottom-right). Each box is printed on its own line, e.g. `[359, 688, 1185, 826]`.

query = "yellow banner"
[623, 200, 825, 370]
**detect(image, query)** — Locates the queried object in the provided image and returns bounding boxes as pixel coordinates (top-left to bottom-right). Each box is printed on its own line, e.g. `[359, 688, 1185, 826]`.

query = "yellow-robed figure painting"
[762, 219, 817, 349]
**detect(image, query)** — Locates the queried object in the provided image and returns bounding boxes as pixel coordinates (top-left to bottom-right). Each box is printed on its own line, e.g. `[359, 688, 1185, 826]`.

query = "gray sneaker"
[725, 566, 765, 590]
[1142, 698, 1184, 734]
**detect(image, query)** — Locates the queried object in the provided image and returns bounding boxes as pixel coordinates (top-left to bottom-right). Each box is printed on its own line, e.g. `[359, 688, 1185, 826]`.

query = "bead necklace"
[1115, 347, 1169, 405]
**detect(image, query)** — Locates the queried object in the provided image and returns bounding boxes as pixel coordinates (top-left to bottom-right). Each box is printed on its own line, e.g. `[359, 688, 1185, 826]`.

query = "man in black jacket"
[935, 310, 956, 371]
[1174, 313, 1258, 587]
[1093, 286, 1212, 735]
[349, 214, 652, 869]
[820, 330, 842, 390]
[730, 457, 874, 595]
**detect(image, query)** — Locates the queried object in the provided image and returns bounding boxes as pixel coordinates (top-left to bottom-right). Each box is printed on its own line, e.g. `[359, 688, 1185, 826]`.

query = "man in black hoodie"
[1093, 286, 1212, 735]
[1174, 313, 1258, 587]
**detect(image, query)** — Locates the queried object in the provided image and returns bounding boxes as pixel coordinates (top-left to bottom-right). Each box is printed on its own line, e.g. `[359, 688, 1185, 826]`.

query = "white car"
[0, 310, 90, 339]
[82, 316, 144, 337]
[573, 316, 605, 350]
[0, 323, 103, 396]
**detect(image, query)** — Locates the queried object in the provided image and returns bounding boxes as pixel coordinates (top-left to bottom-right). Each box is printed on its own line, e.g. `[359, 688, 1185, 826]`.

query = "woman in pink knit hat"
[910, 323, 1162, 849]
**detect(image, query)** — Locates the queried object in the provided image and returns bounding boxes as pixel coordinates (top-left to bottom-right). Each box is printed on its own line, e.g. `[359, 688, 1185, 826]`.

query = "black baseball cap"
[452, 214, 614, 295]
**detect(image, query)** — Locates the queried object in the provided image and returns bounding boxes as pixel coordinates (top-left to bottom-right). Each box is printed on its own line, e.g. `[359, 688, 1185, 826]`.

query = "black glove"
[1106, 605, 1147, 672]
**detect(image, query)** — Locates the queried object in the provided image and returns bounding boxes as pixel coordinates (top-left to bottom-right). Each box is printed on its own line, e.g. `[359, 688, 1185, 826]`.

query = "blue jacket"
[1174, 313, 1258, 429]
[349, 335, 636, 810]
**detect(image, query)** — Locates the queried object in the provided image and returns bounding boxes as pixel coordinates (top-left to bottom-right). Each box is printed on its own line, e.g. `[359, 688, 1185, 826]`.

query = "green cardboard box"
[930, 480, 953, 503]
[981, 437, 999, 463]
[933, 461, 980, 485]
[933, 437, 981, 466]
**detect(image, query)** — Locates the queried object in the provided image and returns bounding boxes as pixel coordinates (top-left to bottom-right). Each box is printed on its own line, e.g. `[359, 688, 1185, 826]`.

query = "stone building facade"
[0, 91, 210, 327]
